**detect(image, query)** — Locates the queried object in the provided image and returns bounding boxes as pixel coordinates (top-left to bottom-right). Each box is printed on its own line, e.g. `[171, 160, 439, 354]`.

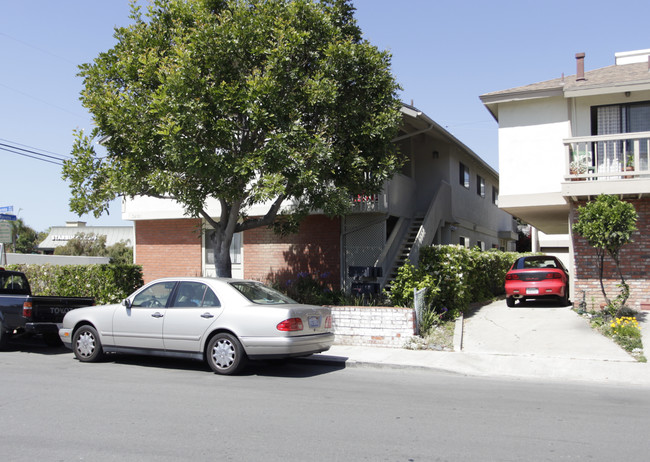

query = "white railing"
[349, 173, 416, 215]
[409, 181, 452, 266]
[564, 131, 650, 181]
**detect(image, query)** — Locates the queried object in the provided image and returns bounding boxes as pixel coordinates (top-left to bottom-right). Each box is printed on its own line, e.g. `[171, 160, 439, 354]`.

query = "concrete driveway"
[462, 298, 635, 362]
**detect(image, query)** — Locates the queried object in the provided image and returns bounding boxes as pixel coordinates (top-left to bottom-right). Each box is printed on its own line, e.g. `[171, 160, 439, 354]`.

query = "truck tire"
[43, 333, 63, 347]
[0, 327, 7, 350]
[72, 325, 103, 362]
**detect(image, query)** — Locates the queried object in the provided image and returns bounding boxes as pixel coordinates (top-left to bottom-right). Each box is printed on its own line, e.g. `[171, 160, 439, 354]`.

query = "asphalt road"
[2, 337, 650, 462]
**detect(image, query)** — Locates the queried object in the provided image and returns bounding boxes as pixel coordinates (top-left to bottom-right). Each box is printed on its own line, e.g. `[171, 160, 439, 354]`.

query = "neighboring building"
[480, 48, 650, 309]
[123, 104, 517, 290]
[39, 221, 133, 254]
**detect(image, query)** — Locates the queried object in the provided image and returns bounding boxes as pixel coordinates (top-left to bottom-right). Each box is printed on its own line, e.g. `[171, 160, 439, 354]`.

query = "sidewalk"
[304, 299, 650, 386]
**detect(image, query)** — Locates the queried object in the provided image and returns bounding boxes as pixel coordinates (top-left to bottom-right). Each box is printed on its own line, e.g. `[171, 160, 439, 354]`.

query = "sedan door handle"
[151, 312, 164, 318]
[201, 312, 214, 319]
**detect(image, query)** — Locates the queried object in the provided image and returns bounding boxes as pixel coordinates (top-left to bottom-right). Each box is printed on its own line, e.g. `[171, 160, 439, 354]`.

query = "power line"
[0, 138, 69, 160]
[0, 140, 65, 166]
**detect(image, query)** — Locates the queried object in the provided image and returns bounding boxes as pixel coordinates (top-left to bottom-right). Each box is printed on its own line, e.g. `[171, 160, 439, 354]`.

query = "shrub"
[274, 271, 343, 306]
[6, 264, 143, 305]
[389, 245, 532, 323]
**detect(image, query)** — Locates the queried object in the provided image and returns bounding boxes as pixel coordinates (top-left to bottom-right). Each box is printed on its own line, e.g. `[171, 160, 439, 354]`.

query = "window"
[476, 240, 485, 251]
[459, 162, 470, 189]
[592, 101, 650, 172]
[230, 281, 296, 305]
[492, 186, 499, 206]
[205, 230, 242, 265]
[459, 236, 470, 248]
[476, 175, 485, 197]
[172, 281, 221, 308]
[592, 101, 650, 135]
[132, 281, 175, 308]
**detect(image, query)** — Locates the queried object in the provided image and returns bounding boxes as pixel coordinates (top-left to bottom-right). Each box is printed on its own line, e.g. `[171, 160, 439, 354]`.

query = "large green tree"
[9, 219, 44, 254]
[63, 0, 402, 277]
[572, 195, 638, 309]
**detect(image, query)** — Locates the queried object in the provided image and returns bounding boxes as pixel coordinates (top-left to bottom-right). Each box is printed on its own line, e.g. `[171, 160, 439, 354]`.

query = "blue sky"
[1, 0, 648, 232]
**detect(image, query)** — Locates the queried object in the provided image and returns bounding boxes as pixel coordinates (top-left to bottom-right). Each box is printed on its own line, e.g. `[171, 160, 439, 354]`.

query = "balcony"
[349, 173, 416, 217]
[562, 131, 650, 199]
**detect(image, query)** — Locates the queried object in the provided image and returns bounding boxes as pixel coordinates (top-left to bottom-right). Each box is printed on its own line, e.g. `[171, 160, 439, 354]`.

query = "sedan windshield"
[230, 282, 296, 305]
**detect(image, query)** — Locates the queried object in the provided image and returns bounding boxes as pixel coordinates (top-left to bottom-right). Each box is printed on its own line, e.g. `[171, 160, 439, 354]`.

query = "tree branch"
[236, 194, 287, 232]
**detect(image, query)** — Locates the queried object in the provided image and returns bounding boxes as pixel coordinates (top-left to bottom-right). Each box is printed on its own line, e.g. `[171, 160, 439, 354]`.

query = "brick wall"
[571, 198, 650, 310]
[243, 214, 341, 288]
[331, 306, 416, 347]
[135, 219, 202, 283]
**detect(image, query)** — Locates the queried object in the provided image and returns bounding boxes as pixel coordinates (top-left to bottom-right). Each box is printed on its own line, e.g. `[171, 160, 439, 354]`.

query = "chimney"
[576, 52, 586, 81]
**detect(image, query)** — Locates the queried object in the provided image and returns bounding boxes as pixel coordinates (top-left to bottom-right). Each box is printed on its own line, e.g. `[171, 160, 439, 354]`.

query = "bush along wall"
[6, 264, 144, 305]
[389, 245, 533, 320]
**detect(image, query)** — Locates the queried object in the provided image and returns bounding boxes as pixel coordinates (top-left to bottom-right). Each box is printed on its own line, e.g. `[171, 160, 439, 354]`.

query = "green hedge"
[5, 264, 143, 305]
[389, 245, 535, 319]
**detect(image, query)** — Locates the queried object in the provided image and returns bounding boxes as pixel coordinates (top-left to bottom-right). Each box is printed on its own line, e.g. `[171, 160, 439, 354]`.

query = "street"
[2, 337, 650, 461]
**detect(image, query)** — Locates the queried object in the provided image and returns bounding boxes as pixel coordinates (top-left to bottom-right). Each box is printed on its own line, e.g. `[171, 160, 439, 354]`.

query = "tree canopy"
[54, 232, 134, 264]
[63, 0, 403, 276]
[572, 194, 637, 308]
[8, 219, 45, 254]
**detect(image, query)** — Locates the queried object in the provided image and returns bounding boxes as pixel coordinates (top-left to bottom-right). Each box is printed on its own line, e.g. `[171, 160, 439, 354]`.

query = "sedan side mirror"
[122, 298, 132, 309]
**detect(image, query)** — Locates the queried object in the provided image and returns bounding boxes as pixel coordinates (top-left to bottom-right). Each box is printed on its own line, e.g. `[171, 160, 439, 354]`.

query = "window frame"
[476, 175, 485, 197]
[459, 162, 470, 189]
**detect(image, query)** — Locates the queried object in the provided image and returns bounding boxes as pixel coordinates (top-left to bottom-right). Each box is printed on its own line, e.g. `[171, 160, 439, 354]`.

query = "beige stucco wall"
[497, 96, 571, 198]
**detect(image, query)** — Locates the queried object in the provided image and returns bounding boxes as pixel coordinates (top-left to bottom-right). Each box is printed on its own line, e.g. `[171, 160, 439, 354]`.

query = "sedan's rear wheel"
[206, 333, 246, 375]
[72, 325, 103, 362]
[506, 296, 516, 307]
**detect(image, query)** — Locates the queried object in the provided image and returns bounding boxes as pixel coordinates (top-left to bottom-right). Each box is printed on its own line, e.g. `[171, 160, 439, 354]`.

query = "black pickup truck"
[0, 268, 94, 347]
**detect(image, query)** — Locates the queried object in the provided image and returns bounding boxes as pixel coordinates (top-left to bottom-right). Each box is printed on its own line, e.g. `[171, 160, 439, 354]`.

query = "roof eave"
[564, 80, 650, 97]
[401, 104, 499, 178]
[479, 87, 565, 106]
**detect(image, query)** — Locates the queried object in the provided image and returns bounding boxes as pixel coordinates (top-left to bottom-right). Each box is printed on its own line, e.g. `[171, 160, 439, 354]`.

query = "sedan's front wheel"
[72, 325, 103, 362]
[206, 333, 246, 375]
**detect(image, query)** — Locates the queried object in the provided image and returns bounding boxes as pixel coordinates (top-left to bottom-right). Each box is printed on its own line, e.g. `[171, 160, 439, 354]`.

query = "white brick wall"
[331, 306, 416, 348]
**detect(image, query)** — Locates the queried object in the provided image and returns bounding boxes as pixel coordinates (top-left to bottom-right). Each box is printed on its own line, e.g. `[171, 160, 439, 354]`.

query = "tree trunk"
[211, 228, 233, 279]
[597, 252, 610, 306]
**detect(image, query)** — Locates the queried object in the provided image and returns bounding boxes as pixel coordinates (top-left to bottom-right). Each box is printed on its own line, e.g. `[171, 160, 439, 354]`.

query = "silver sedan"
[59, 277, 334, 375]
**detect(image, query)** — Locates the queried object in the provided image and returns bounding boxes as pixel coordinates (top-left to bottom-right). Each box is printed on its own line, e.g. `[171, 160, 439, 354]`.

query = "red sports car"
[504, 256, 569, 307]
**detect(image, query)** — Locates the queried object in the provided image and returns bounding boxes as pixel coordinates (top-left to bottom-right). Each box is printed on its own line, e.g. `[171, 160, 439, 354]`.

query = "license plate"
[308, 315, 321, 328]
[526, 288, 539, 295]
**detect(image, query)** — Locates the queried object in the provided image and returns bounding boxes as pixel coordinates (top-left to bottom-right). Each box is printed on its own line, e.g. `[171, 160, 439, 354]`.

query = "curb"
[453, 313, 464, 352]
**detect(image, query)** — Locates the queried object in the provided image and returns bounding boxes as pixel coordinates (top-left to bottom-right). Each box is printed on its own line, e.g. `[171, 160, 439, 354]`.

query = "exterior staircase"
[384, 215, 424, 290]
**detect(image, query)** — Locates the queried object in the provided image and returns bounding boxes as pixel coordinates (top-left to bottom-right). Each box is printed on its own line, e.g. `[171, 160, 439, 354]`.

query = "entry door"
[163, 281, 223, 353]
[111, 281, 175, 350]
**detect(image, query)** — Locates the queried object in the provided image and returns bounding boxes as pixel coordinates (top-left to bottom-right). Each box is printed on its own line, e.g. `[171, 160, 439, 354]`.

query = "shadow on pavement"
[106, 353, 345, 378]
[511, 299, 570, 309]
[1, 335, 70, 355]
[464, 297, 570, 320]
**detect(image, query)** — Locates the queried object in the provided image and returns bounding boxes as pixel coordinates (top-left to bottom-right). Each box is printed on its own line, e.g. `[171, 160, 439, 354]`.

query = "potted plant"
[569, 159, 588, 180]
[624, 155, 634, 178]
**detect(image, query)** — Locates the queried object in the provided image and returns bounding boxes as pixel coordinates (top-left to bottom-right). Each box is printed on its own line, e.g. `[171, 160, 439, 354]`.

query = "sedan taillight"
[325, 315, 332, 329]
[545, 273, 562, 279]
[505, 274, 519, 280]
[277, 318, 304, 332]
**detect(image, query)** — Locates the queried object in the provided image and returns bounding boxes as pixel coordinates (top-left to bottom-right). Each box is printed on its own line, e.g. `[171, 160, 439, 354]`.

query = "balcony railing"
[564, 131, 650, 181]
[349, 173, 416, 216]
